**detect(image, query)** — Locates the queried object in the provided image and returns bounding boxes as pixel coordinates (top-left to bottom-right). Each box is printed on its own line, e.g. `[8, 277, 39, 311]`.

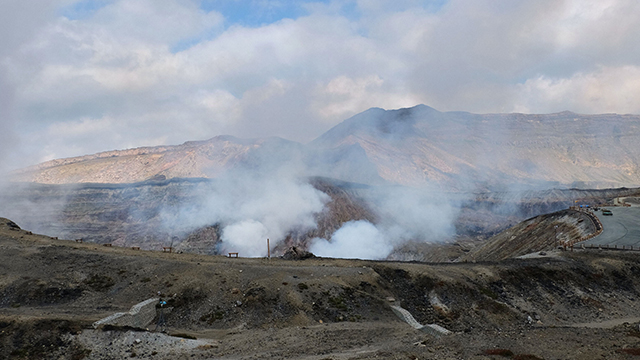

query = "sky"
[1, 0, 640, 172]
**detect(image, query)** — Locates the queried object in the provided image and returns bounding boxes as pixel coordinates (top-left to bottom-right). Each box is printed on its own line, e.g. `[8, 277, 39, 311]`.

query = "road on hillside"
[581, 207, 640, 247]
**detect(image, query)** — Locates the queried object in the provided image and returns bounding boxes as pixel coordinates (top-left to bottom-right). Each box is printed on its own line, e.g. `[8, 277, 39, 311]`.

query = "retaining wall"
[93, 297, 159, 329]
[566, 209, 603, 248]
[390, 305, 451, 336]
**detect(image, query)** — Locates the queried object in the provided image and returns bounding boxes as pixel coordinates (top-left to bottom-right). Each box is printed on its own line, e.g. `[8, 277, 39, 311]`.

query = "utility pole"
[267, 238, 270, 259]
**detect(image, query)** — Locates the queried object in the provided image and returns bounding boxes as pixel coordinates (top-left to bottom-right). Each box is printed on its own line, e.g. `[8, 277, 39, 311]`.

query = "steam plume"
[160, 165, 329, 257]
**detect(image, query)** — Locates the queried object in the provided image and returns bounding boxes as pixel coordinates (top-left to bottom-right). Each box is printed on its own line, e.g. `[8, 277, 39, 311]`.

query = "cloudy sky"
[1, 0, 640, 171]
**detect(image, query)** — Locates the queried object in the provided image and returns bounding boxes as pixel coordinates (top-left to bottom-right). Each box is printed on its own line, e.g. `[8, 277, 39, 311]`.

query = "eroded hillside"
[3, 218, 640, 359]
[10, 105, 640, 189]
[463, 209, 597, 262]
[2, 178, 639, 261]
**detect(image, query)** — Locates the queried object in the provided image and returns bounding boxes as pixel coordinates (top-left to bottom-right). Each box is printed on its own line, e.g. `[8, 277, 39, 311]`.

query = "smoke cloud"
[159, 163, 330, 257]
[0, 182, 77, 237]
[310, 220, 390, 260]
[310, 184, 459, 260]
[222, 220, 269, 256]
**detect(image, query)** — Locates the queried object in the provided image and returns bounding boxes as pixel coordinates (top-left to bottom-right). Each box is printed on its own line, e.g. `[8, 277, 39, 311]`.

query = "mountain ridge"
[10, 104, 640, 189]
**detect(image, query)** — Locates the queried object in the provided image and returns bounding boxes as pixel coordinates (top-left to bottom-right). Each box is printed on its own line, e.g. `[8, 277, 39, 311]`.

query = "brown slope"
[312, 105, 640, 188]
[462, 209, 597, 262]
[4, 218, 640, 359]
[11, 105, 640, 189]
[9, 136, 287, 184]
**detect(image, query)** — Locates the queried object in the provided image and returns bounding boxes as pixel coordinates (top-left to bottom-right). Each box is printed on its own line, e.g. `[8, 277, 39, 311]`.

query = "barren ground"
[3, 218, 640, 359]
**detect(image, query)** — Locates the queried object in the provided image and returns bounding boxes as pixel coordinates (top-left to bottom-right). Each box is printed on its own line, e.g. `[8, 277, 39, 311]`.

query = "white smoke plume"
[0, 182, 77, 238]
[310, 220, 390, 260]
[310, 184, 459, 260]
[160, 164, 329, 257]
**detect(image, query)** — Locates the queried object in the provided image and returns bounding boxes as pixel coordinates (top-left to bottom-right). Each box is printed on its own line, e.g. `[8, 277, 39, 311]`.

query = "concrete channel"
[390, 305, 452, 337]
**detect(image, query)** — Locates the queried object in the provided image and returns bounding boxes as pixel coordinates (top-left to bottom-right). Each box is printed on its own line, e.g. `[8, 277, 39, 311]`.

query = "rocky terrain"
[6, 104, 640, 262]
[0, 177, 376, 254]
[9, 136, 303, 185]
[3, 218, 640, 359]
[312, 106, 640, 189]
[4, 104, 640, 358]
[10, 105, 640, 189]
[1, 176, 639, 261]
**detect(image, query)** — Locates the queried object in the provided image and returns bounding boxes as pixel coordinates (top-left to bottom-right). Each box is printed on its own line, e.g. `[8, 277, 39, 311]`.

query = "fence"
[568, 208, 640, 252]
[577, 243, 640, 251]
[563, 208, 603, 249]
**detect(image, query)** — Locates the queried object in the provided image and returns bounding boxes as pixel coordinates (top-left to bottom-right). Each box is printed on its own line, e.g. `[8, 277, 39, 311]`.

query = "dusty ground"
[3, 218, 640, 359]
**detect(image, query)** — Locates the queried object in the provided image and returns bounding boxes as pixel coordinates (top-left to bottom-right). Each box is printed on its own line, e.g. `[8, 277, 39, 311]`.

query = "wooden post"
[267, 238, 270, 259]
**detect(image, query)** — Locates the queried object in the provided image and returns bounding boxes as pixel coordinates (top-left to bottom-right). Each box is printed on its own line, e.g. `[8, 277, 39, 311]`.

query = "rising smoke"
[4, 104, 623, 260]
[159, 161, 330, 257]
[310, 184, 459, 260]
[156, 132, 461, 259]
[310, 220, 390, 260]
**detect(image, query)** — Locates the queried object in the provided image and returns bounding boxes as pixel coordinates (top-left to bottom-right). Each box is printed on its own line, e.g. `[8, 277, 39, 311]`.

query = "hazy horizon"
[2, 0, 640, 172]
[7, 102, 639, 171]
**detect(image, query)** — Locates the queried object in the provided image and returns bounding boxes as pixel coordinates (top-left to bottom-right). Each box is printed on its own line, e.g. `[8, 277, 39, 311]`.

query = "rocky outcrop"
[0, 218, 20, 230]
[281, 246, 315, 260]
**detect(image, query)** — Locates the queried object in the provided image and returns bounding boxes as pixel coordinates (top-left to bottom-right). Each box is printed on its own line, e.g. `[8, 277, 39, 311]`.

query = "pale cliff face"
[10, 105, 640, 190]
[312, 106, 640, 189]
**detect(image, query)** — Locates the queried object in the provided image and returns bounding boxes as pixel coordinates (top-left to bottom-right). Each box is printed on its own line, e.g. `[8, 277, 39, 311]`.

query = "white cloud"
[515, 66, 640, 114]
[313, 75, 419, 121]
[0, 0, 76, 173]
[2, 0, 640, 170]
[87, 0, 224, 45]
[192, 89, 243, 126]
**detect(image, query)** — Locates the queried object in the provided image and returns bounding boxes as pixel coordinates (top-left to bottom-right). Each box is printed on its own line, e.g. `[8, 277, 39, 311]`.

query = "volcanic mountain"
[5, 105, 640, 257]
[9, 136, 306, 184]
[312, 105, 640, 189]
[11, 105, 640, 189]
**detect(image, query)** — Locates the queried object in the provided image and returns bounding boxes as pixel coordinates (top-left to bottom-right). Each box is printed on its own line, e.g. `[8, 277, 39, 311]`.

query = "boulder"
[281, 246, 315, 260]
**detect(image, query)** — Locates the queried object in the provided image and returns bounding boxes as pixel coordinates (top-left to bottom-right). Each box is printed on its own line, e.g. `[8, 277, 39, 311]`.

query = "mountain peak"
[312, 105, 439, 146]
[11, 105, 640, 189]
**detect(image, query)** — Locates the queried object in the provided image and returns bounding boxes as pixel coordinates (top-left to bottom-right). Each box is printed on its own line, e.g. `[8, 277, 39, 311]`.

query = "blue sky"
[60, 0, 112, 19]
[1, 0, 640, 170]
[61, 0, 348, 26]
[62, 0, 322, 24]
[200, 0, 322, 27]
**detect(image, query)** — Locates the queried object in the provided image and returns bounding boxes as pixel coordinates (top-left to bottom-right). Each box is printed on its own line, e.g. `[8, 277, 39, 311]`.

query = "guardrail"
[576, 243, 640, 251]
[564, 208, 603, 249]
[568, 207, 640, 252]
